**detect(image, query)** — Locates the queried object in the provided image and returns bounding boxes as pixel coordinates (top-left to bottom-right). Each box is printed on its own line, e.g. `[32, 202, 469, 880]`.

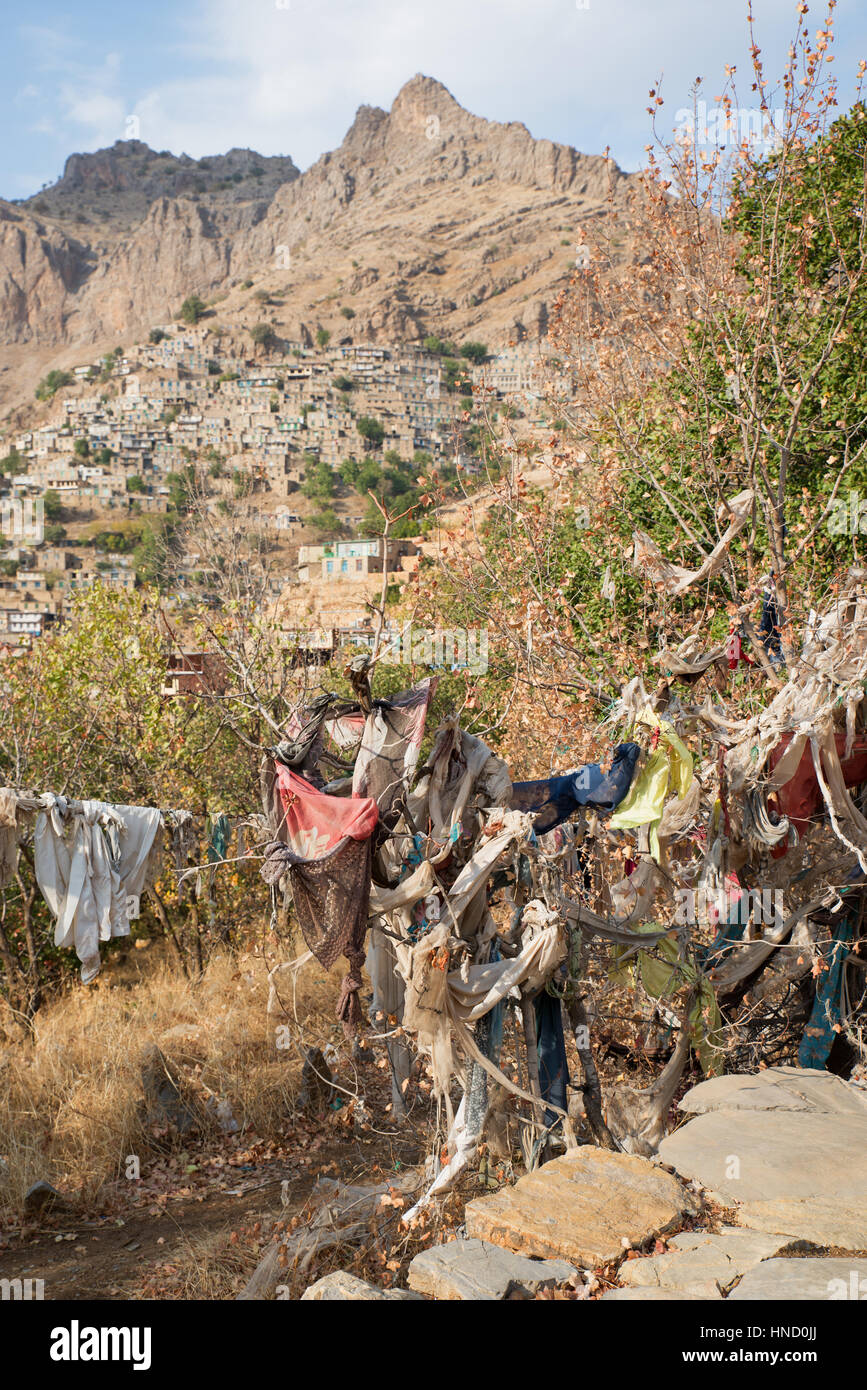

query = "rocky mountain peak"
[0, 75, 639, 414]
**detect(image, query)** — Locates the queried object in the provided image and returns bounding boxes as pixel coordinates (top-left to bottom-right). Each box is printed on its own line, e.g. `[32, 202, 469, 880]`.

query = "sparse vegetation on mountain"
[180, 294, 207, 325]
[35, 369, 73, 400]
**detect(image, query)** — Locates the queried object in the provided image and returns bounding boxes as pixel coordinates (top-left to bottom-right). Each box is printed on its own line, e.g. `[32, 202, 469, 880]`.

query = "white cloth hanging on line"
[34, 796, 163, 984]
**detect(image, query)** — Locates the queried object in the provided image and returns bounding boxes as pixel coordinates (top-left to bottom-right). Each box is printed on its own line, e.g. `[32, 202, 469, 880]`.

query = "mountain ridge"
[0, 74, 636, 420]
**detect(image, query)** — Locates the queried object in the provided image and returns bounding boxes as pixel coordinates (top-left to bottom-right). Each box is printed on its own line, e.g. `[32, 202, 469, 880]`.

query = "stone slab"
[679, 1066, 867, 1118]
[602, 1284, 722, 1301]
[735, 1199, 867, 1252]
[620, 1230, 796, 1291]
[301, 1271, 424, 1301]
[407, 1238, 576, 1300]
[464, 1148, 697, 1267]
[658, 1110, 867, 1205]
[729, 1257, 867, 1301]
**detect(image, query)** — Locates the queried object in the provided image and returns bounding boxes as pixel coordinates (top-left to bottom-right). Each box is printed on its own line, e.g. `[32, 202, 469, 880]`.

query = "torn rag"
[352, 678, 436, 815]
[34, 797, 162, 984]
[609, 712, 693, 860]
[511, 742, 640, 833]
[262, 766, 379, 1034]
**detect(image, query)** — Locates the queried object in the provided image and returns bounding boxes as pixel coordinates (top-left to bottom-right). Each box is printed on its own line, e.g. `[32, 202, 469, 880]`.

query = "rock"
[159, 1023, 202, 1046]
[619, 1229, 799, 1291]
[0, 76, 638, 416]
[729, 1257, 867, 1301]
[602, 1283, 722, 1301]
[140, 1044, 199, 1137]
[297, 1047, 334, 1111]
[658, 1109, 867, 1206]
[301, 1271, 423, 1301]
[24, 1180, 71, 1216]
[736, 1198, 867, 1251]
[464, 1148, 698, 1266]
[678, 1066, 867, 1118]
[206, 1096, 239, 1134]
[407, 1237, 577, 1300]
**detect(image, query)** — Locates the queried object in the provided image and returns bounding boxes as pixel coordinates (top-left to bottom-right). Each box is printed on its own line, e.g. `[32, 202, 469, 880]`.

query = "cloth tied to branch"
[352, 678, 436, 815]
[34, 796, 162, 984]
[511, 742, 640, 833]
[262, 766, 378, 1035]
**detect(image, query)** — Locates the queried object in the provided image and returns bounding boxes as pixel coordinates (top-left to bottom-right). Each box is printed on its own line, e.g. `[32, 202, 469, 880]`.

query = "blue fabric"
[759, 591, 783, 662]
[535, 990, 568, 1127]
[798, 919, 853, 1070]
[511, 742, 640, 834]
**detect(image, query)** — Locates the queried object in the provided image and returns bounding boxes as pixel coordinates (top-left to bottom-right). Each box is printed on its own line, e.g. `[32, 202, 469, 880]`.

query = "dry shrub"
[0, 949, 344, 1221]
[161, 1224, 264, 1300]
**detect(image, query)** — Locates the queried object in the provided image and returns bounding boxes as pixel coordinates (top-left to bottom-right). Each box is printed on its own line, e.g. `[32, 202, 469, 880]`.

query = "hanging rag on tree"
[798, 919, 854, 1071]
[260, 766, 378, 1034]
[0, 788, 20, 887]
[609, 711, 694, 861]
[511, 742, 640, 834]
[207, 813, 231, 863]
[33, 797, 163, 984]
[352, 678, 437, 815]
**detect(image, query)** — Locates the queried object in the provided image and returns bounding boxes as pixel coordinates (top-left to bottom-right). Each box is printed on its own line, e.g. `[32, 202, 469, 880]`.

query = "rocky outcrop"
[25, 141, 299, 228]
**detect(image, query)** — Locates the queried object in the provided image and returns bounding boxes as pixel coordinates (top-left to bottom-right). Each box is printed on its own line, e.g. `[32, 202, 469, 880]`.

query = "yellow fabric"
[609, 709, 693, 859]
[611, 924, 724, 1075]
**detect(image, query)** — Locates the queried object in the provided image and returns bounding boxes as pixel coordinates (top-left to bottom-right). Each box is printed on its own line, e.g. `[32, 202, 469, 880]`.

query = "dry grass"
[165, 1224, 266, 1300]
[0, 947, 344, 1221]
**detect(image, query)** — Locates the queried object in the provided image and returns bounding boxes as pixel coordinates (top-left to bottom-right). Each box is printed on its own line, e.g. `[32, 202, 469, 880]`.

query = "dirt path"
[0, 1090, 429, 1300]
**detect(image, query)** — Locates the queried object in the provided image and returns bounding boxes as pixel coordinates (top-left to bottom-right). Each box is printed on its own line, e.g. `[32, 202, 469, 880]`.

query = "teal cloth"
[207, 813, 231, 863]
[798, 920, 853, 1070]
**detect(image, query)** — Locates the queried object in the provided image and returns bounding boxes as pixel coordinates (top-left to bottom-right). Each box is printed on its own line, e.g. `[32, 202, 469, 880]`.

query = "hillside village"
[0, 322, 561, 650]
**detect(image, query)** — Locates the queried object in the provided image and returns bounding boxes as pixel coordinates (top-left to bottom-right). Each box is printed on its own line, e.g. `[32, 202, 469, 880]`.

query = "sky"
[2, 0, 866, 201]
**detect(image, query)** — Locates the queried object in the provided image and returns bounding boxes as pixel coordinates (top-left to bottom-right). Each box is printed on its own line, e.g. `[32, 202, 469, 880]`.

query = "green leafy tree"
[179, 295, 206, 325]
[250, 322, 276, 349]
[308, 508, 342, 536]
[165, 467, 195, 513]
[43, 490, 63, 522]
[0, 446, 25, 476]
[357, 416, 385, 449]
[35, 370, 73, 401]
[302, 460, 335, 501]
[460, 341, 487, 365]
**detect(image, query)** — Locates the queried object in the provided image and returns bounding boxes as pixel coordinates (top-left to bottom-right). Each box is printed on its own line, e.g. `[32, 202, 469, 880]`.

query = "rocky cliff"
[0, 75, 636, 413]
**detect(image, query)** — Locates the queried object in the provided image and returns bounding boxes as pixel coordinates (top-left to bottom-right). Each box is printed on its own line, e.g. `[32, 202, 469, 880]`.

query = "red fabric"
[769, 733, 867, 856]
[727, 633, 741, 670]
[274, 765, 378, 858]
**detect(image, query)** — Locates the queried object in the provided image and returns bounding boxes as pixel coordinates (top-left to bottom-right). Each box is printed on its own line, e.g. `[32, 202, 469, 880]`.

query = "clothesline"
[4, 791, 221, 823]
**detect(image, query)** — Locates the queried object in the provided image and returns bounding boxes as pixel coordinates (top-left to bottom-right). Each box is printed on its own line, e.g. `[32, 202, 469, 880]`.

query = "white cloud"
[9, 0, 867, 198]
[122, 0, 822, 171]
[59, 88, 126, 141]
